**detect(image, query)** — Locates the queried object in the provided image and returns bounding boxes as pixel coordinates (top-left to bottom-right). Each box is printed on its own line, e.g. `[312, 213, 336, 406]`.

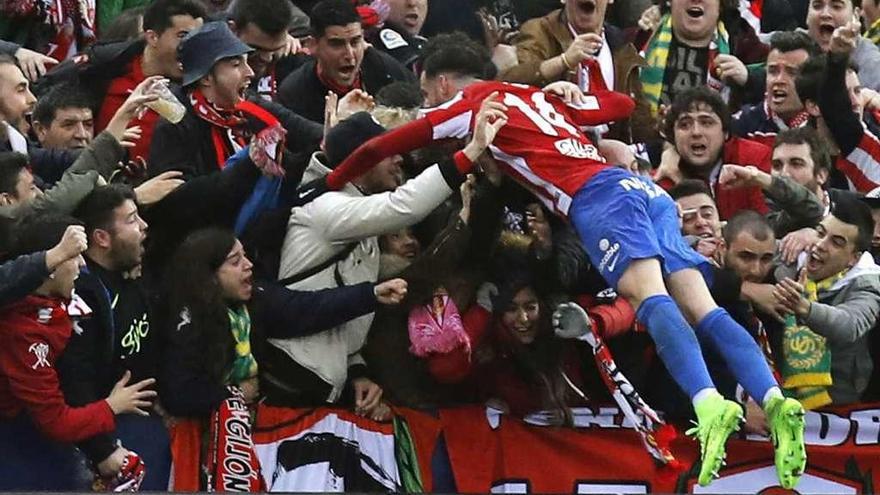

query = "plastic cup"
[146, 84, 186, 124]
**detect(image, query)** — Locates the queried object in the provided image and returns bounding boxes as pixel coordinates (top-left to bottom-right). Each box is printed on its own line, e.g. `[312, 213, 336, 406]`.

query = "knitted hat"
[324, 112, 386, 168]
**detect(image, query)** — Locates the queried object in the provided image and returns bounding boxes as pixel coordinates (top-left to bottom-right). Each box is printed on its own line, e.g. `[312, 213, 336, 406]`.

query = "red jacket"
[0, 295, 115, 442]
[658, 137, 772, 220]
[95, 54, 160, 163]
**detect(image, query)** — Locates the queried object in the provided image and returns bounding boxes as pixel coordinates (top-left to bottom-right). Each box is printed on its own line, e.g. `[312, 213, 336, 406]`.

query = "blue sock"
[636, 295, 714, 398]
[694, 307, 778, 403]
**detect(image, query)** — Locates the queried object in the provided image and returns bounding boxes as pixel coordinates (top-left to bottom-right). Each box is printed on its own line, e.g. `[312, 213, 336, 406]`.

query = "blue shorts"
[570, 167, 711, 289]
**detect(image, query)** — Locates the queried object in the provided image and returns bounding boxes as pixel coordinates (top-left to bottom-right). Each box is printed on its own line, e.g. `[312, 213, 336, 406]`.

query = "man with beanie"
[148, 21, 322, 179]
[263, 108, 499, 418]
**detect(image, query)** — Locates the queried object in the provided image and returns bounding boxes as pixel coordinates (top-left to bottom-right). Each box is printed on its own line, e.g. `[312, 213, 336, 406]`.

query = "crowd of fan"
[2, 0, 880, 490]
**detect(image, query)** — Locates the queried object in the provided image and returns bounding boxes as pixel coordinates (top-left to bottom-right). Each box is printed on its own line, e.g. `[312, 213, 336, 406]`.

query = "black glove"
[291, 177, 330, 207]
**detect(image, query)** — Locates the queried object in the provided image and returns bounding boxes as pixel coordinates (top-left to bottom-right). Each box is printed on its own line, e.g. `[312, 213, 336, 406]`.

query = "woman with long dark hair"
[159, 228, 407, 417]
[426, 272, 590, 424]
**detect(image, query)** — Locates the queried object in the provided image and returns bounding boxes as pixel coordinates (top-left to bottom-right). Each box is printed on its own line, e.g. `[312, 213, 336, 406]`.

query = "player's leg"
[570, 168, 739, 486]
[651, 195, 805, 489]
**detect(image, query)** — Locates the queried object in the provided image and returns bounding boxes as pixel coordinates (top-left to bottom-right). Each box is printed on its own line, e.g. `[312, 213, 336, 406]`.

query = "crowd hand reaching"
[105, 370, 157, 416]
[134, 171, 184, 205]
[46, 225, 87, 271]
[15, 47, 57, 81]
[117, 126, 142, 149]
[374, 278, 408, 304]
[543, 81, 585, 105]
[459, 175, 477, 224]
[653, 145, 682, 184]
[780, 227, 819, 265]
[861, 87, 880, 111]
[476, 282, 498, 312]
[638, 4, 661, 32]
[719, 164, 771, 189]
[774, 272, 811, 317]
[323, 91, 340, 141]
[552, 302, 594, 343]
[239, 377, 260, 404]
[565, 32, 603, 67]
[463, 92, 508, 162]
[280, 33, 303, 57]
[337, 89, 375, 121]
[742, 281, 786, 322]
[714, 54, 748, 87]
[830, 16, 860, 55]
[352, 377, 383, 417]
[96, 446, 130, 477]
[106, 76, 164, 142]
[695, 237, 721, 260]
[526, 203, 553, 255]
[743, 398, 769, 436]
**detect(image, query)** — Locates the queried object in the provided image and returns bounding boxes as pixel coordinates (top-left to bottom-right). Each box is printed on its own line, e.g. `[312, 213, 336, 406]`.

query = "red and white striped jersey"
[327, 80, 635, 216]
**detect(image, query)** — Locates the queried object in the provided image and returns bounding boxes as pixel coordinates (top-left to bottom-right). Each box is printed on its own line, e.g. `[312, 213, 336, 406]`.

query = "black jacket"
[366, 23, 425, 71]
[160, 281, 378, 417]
[58, 259, 159, 464]
[147, 92, 323, 180]
[34, 39, 143, 100]
[141, 153, 264, 277]
[277, 48, 415, 124]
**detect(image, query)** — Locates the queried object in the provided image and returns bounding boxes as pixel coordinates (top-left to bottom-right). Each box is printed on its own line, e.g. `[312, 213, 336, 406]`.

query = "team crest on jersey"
[554, 138, 603, 161]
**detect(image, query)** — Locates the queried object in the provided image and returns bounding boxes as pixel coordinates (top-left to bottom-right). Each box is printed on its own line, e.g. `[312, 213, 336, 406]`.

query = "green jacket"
[0, 131, 124, 223]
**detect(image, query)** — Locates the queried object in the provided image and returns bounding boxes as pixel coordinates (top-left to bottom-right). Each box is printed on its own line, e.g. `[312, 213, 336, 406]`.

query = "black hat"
[178, 21, 253, 87]
[324, 112, 386, 168]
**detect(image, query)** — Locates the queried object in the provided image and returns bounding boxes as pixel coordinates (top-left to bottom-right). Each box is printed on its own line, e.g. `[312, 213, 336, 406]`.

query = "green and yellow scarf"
[640, 15, 730, 116]
[781, 271, 845, 409]
[227, 306, 258, 385]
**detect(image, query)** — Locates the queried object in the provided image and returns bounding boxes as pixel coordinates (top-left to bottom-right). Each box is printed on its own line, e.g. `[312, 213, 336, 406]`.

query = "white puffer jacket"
[271, 152, 457, 401]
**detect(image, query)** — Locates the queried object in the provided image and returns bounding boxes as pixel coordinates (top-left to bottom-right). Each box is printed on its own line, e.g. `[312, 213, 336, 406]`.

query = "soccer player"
[302, 43, 808, 488]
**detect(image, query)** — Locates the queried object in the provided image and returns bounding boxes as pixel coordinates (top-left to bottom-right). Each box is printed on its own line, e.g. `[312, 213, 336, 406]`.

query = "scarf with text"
[640, 14, 730, 115]
[781, 270, 844, 409]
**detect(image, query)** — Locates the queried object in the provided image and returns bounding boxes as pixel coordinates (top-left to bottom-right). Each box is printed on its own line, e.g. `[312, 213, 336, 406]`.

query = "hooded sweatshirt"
[800, 252, 880, 404]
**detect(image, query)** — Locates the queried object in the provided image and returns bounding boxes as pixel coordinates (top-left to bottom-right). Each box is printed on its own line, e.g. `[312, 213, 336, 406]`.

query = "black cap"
[862, 186, 880, 209]
[178, 21, 253, 87]
[324, 112, 386, 168]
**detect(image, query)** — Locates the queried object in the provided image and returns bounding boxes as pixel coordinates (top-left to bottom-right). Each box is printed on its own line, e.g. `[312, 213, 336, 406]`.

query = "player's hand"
[463, 92, 508, 161]
[543, 81, 585, 105]
[714, 54, 748, 87]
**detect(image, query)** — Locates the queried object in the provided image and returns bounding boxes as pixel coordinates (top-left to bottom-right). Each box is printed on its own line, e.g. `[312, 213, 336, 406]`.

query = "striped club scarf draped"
[640, 14, 730, 116]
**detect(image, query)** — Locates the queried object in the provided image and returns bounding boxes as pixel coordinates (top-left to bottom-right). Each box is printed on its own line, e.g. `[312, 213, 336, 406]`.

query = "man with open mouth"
[732, 31, 818, 150]
[278, 0, 415, 124]
[657, 87, 773, 221]
[502, 0, 655, 144]
[805, 0, 880, 91]
[147, 21, 323, 180]
[640, 0, 768, 116]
